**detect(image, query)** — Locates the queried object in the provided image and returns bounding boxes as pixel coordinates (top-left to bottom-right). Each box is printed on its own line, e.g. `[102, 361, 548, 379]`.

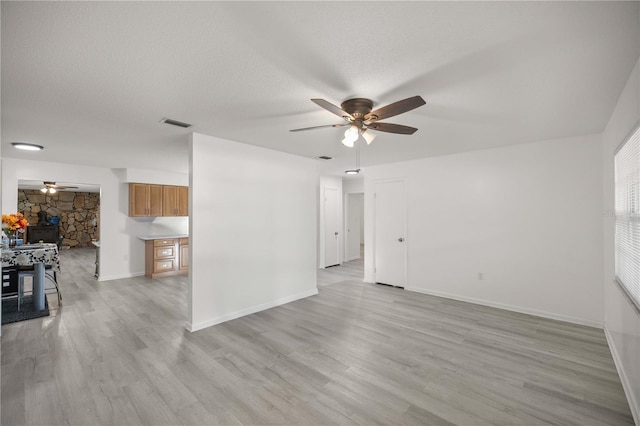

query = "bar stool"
[17, 265, 62, 305]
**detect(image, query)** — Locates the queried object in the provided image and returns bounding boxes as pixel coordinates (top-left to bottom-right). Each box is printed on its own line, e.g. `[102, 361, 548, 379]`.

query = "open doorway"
[317, 176, 365, 286]
[17, 180, 101, 279]
[345, 192, 364, 261]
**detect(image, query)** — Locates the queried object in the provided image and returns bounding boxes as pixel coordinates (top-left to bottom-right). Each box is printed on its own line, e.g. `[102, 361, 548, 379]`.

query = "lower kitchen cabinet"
[144, 237, 189, 278]
[179, 238, 189, 272]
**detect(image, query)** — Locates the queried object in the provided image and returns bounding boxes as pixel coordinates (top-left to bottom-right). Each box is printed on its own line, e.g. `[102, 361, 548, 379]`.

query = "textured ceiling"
[2, 2, 639, 175]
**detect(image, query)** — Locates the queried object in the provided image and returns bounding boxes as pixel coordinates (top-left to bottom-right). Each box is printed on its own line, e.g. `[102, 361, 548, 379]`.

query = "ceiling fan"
[290, 95, 426, 147]
[40, 181, 78, 194]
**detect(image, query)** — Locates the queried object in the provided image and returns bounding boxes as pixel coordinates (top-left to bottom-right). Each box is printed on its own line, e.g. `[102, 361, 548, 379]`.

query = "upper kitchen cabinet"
[177, 186, 188, 216]
[162, 185, 188, 217]
[129, 183, 163, 217]
[128, 183, 188, 217]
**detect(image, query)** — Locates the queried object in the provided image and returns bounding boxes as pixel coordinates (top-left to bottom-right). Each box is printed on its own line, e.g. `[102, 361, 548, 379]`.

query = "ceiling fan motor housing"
[340, 98, 374, 119]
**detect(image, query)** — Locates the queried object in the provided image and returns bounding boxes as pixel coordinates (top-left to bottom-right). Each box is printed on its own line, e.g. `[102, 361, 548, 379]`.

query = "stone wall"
[18, 190, 100, 248]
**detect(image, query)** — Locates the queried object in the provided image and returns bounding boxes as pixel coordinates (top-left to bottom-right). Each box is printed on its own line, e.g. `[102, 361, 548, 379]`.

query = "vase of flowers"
[2, 213, 29, 248]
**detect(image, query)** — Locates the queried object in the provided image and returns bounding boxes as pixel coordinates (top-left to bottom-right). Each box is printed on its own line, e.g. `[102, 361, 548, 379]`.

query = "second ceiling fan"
[290, 95, 426, 147]
[41, 181, 79, 194]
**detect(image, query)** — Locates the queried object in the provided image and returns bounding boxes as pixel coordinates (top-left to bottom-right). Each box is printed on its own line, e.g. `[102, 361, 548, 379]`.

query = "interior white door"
[346, 193, 362, 260]
[374, 180, 406, 287]
[324, 187, 340, 267]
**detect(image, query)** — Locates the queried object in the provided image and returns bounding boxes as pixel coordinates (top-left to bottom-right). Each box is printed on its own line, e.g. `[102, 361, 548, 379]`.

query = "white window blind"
[615, 126, 640, 310]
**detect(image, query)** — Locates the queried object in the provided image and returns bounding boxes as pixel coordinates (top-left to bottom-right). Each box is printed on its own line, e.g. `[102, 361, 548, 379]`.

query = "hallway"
[317, 246, 363, 287]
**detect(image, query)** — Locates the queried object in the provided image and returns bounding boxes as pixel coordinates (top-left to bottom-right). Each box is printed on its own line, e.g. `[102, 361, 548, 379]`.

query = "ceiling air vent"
[317, 156, 333, 160]
[161, 118, 192, 129]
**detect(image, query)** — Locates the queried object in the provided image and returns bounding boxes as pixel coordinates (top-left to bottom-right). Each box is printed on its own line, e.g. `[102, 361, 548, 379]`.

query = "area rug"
[2, 296, 49, 324]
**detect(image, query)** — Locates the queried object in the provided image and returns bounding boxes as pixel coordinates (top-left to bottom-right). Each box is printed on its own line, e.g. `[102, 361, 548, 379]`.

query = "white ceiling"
[2, 2, 639, 175]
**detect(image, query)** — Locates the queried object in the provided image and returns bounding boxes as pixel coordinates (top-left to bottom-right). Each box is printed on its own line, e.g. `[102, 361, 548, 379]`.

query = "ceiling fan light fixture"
[361, 129, 376, 145]
[341, 125, 359, 147]
[341, 137, 354, 148]
[40, 187, 48, 193]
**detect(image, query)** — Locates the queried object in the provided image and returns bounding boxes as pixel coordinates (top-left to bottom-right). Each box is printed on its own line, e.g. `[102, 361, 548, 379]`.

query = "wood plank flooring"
[1, 248, 634, 425]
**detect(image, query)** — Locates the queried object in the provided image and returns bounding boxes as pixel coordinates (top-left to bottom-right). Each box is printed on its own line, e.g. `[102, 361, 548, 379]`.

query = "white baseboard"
[604, 327, 640, 425]
[188, 288, 318, 332]
[405, 286, 604, 329]
[98, 272, 145, 282]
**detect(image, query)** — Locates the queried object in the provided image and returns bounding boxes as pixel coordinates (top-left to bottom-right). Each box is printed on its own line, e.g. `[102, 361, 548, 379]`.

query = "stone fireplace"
[18, 190, 100, 248]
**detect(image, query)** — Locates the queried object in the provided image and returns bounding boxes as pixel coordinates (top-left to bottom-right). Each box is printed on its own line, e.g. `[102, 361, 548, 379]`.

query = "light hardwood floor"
[1, 248, 634, 425]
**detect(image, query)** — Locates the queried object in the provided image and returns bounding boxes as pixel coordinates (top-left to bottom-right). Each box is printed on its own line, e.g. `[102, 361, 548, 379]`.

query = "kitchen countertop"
[138, 234, 189, 241]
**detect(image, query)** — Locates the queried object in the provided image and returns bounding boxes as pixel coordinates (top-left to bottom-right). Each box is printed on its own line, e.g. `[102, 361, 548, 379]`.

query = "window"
[615, 125, 640, 310]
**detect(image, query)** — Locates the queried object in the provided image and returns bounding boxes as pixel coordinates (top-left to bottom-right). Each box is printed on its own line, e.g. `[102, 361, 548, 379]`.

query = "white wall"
[1, 159, 188, 280]
[364, 134, 604, 327]
[121, 167, 188, 187]
[343, 176, 364, 194]
[319, 175, 343, 267]
[189, 133, 318, 331]
[603, 58, 640, 424]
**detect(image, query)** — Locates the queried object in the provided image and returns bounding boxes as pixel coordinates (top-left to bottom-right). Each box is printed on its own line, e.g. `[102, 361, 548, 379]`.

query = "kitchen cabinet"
[144, 237, 189, 278]
[129, 183, 188, 217]
[129, 183, 163, 217]
[162, 186, 189, 217]
[179, 238, 189, 272]
[177, 186, 188, 216]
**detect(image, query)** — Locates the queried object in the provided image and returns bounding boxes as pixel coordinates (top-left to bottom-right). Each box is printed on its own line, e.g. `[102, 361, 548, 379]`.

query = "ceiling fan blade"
[367, 122, 418, 135]
[43, 181, 79, 189]
[290, 123, 349, 132]
[367, 96, 426, 121]
[311, 99, 354, 120]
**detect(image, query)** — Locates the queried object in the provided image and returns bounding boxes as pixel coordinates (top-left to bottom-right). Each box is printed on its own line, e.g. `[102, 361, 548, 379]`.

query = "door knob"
[335, 232, 339, 236]
[398, 237, 404, 242]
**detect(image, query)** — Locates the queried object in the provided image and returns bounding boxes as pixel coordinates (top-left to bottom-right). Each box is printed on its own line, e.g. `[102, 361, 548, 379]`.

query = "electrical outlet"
[478, 272, 484, 280]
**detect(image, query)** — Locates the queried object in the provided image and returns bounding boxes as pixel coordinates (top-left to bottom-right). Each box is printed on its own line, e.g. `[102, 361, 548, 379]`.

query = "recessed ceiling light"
[11, 142, 44, 151]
